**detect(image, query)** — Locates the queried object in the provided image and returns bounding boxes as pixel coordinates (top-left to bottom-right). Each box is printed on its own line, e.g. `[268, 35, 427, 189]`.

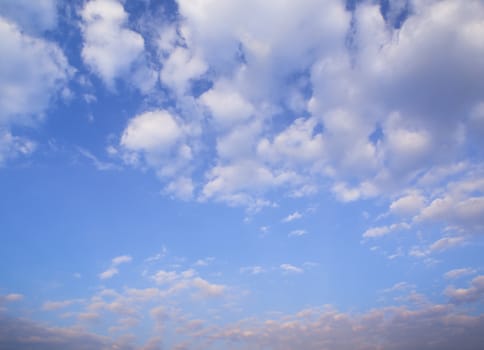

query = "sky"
[0, 0, 484, 349]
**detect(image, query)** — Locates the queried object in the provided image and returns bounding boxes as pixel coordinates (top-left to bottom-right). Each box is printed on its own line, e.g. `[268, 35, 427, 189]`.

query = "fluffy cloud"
[121, 111, 183, 153]
[390, 192, 426, 216]
[80, 0, 147, 87]
[0, 17, 71, 126]
[416, 177, 484, 233]
[103, 0, 484, 234]
[445, 275, 484, 304]
[199, 81, 254, 128]
[120, 110, 194, 180]
[0, 7, 70, 165]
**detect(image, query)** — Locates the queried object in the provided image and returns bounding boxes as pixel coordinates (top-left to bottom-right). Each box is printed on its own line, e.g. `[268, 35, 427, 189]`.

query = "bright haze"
[1, 0, 484, 349]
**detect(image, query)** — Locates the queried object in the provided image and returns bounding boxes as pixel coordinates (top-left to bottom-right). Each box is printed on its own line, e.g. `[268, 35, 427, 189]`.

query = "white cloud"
[0, 130, 36, 166]
[204, 303, 484, 350]
[112, 255, 132, 266]
[289, 230, 307, 237]
[429, 236, 466, 252]
[0, 14, 70, 166]
[0, 17, 71, 126]
[99, 267, 119, 280]
[120, 109, 195, 181]
[445, 275, 484, 304]
[1, 294, 23, 302]
[444, 268, 477, 280]
[121, 111, 183, 152]
[160, 46, 207, 95]
[363, 222, 410, 239]
[240, 266, 265, 275]
[78, 148, 119, 171]
[201, 160, 284, 210]
[99, 255, 132, 280]
[417, 188, 484, 234]
[194, 257, 215, 267]
[390, 192, 426, 216]
[151, 269, 225, 299]
[164, 177, 194, 201]
[200, 81, 254, 128]
[280, 264, 303, 274]
[282, 211, 302, 223]
[80, 0, 146, 87]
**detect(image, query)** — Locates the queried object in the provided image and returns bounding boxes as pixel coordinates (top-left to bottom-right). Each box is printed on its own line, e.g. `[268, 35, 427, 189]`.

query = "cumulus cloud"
[416, 177, 484, 233]
[445, 275, 484, 304]
[100, 0, 484, 235]
[0, 9, 71, 165]
[80, 0, 148, 87]
[0, 16, 71, 126]
[119, 109, 195, 182]
[390, 192, 426, 216]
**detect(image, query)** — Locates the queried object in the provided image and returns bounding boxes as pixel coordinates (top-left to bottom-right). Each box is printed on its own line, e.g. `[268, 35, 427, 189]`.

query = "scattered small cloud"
[282, 211, 303, 223]
[99, 255, 133, 280]
[429, 236, 466, 252]
[289, 229, 307, 237]
[240, 266, 266, 275]
[280, 264, 304, 274]
[444, 268, 477, 280]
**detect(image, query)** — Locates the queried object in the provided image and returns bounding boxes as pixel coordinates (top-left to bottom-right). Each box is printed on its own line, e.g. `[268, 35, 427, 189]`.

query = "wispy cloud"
[444, 268, 477, 280]
[282, 211, 302, 223]
[99, 255, 133, 280]
[289, 229, 307, 237]
[280, 264, 304, 274]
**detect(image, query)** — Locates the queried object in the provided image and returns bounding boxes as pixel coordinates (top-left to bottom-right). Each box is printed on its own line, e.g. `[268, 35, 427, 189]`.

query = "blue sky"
[1, 0, 484, 349]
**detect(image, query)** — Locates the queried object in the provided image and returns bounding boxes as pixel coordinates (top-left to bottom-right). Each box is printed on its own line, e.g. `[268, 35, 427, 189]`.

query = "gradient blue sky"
[1, 0, 484, 349]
